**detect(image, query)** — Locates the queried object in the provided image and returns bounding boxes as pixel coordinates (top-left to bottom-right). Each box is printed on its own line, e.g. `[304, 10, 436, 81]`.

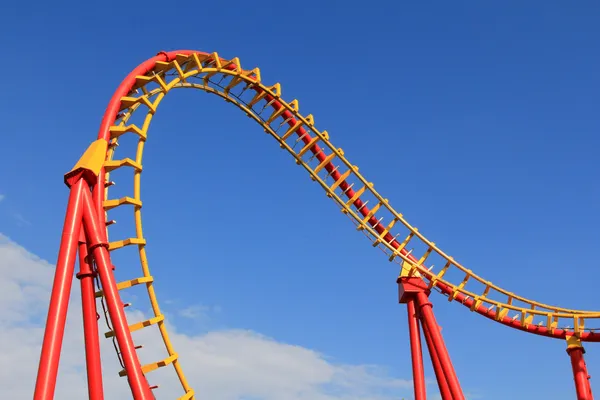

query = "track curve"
[94, 50, 600, 397]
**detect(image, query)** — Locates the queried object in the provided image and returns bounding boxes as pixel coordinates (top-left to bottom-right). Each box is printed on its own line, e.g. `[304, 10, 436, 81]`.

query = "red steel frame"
[76, 229, 104, 400]
[33, 165, 155, 399]
[31, 50, 595, 400]
[568, 339, 594, 400]
[398, 276, 595, 400]
[399, 276, 466, 400]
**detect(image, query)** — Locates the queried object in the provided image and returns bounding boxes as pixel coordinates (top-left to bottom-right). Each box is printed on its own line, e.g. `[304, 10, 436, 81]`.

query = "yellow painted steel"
[567, 334, 584, 350]
[104, 315, 165, 338]
[97, 52, 600, 399]
[94, 276, 154, 298]
[103, 197, 142, 211]
[67, 139, 108, 177]
[118, 353, 179, 377]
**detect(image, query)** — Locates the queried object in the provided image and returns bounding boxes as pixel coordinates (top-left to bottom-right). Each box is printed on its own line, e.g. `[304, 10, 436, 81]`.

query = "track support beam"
[76, 231, 105, 400]
[407, 298, 427, 400]
[399, 275, 465, 400]
[567, 335, 594, 400]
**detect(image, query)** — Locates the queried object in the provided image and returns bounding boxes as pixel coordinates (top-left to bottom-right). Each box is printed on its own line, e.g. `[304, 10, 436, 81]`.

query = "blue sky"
[1, 1, 599, 399]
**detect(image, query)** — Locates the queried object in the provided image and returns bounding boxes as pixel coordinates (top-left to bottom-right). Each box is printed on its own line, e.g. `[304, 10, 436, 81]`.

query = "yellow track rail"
[97, 51, 600, 398]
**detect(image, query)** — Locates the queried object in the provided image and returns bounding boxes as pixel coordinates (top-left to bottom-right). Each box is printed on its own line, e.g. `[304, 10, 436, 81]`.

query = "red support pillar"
[398, 274, 465, 400]
[406, 299, 427, 400]
[416, 291, 465, 400]
[77, 231, 104, 400]
[422, 316, 452, 400]
[34, 179, 86, 400]
[80, 189, 154, 400]
[567, 335, 594, 400]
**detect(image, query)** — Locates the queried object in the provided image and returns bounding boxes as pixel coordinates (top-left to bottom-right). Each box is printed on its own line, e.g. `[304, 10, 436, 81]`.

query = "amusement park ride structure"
[32, 50, 597, 400]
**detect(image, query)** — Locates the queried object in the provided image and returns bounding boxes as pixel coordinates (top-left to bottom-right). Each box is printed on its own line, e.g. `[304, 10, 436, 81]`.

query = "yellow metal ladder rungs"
[153, 74, 169, 91]
[175, 53, 192, 65]
[188, 53, 205, 72]
[495, 307, 509, 321]
[108, 237, 146, 251]
[395, 231, 415, 252]
[95, 276, 154, 298]
[266, 106, 287, 125]
[172, 61, 186, 81]
[103, 196, 142, 211]
[374, 218, 399, 247]
[318, 130, 330, 141]
[202, 69, 221, 85]
[470, 297, 483, 312]
[329, 169, 352, 195]
[248, 90, 268, 107]
[417, 246, 435, 266]
[224, 75, 243, 94]
[224, 57, 242, 71]
[104, 158, 142, 173]
[313, 153, 336, 175]
[178, 390, 195, 400]
[548, 315, 559, 332]
[119, 96, 156, 113]
[455, 272, 470, 290]
[346, 183, 372, 207]
[105, 314, 165, 338]
[109, 124, 147, 140]
[427, 260, 452, 290]
[361, 201, 384, 224]
[118, 352, 178, 377]
[207, 52, 223, 69]
[280, 120, 303, 142]
[245, 67, 261, 83]
[154, 60, 173, 73]
[133, 75, 153, 91]
[520, 311, 534, 327]
[267, 83, 281, 97]
[297, 136, 320, 157]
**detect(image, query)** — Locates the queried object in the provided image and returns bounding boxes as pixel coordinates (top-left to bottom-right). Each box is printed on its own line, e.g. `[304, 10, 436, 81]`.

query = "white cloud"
[0, 233, 417, 399]
[0, 194, 5, 202]
[12, 212, 31, 227]
[177, 304, 214, 320]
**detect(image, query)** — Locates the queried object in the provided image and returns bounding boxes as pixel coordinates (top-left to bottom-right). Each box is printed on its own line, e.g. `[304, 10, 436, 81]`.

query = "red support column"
[416, 291, 465, 400]
[34, 179, 86, 400]
[398, 275, 454, 399]
[567, 335, 594, 400]
[421, 316, 452, 400]
[77, 231, 104, 400]
[406, 299, 427, 400]
[80, 189, 154, 400]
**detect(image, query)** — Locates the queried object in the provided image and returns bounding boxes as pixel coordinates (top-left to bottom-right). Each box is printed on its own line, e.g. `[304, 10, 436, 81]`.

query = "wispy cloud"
[12, 213, 31, 227]
[178, 304, 221, 319]
[0, 194, 5, 203]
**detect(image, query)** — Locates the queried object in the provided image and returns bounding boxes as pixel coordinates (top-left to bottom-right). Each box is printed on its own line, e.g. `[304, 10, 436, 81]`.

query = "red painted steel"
[407, 299, 427, 400]
[34, 179, 86, 400]
[77, 231, 104, 400]
[422, 319, 452, 400]
[416, 292, 465, 400]
[80, 189, 154, 400]
[568, 346, 594, 400]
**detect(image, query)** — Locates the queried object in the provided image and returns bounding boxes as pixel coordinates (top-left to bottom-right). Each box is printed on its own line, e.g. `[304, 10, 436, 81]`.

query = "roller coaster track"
[34, 49, 598, 399]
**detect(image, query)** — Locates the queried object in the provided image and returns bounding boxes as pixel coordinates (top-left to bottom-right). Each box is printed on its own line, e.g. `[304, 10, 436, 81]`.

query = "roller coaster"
[32, 50, 597, 400]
